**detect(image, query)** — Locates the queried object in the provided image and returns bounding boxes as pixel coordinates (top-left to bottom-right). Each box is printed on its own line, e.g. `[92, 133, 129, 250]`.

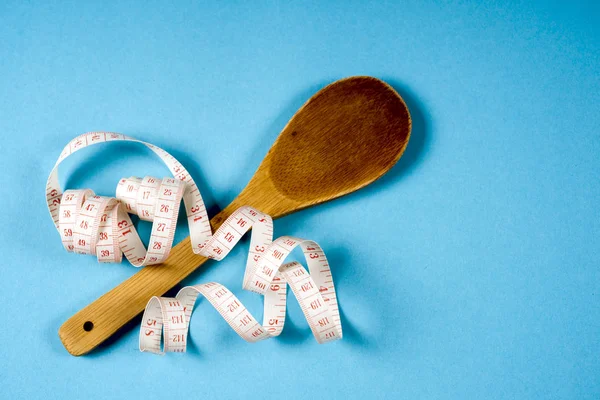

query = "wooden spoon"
[59, 76, 412, 355]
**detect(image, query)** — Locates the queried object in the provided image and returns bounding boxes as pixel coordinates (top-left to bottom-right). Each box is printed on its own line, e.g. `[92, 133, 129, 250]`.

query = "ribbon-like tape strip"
[46, 132, 342, 354]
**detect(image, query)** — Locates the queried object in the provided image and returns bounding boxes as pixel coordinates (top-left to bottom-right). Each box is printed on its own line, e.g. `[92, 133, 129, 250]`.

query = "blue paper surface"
[1, 1, 599, 399]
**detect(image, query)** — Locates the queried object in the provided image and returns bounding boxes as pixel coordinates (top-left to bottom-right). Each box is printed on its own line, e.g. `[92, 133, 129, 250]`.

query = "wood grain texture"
[58, 76, 412, 355]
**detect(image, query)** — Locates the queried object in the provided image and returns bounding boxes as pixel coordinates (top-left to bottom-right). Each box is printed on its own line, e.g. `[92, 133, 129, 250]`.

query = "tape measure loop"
[140, 207, 342, 353]
[47, 132, 342, 355]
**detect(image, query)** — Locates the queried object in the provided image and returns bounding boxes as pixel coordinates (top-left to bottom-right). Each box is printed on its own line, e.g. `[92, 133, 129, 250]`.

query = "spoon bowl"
[59, 76, 411, 355]
[233, 76, 411, 218]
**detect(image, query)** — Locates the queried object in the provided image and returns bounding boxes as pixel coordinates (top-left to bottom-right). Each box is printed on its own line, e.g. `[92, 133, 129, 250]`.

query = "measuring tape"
[46, 132, 342, 354]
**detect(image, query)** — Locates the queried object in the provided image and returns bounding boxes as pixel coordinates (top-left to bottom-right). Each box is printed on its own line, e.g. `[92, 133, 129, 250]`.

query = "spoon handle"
[58, 205, 236, 356]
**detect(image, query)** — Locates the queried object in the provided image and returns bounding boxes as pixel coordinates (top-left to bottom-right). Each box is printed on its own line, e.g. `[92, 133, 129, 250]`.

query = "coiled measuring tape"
[46, 132, 342, 354]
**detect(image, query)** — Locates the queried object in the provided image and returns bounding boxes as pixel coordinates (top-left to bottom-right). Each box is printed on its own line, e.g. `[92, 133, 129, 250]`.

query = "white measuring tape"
[46, 132, 342, 354]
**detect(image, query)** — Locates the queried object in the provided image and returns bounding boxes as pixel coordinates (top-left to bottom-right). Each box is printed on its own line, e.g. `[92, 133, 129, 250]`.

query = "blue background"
[1, 1, 598, 399]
